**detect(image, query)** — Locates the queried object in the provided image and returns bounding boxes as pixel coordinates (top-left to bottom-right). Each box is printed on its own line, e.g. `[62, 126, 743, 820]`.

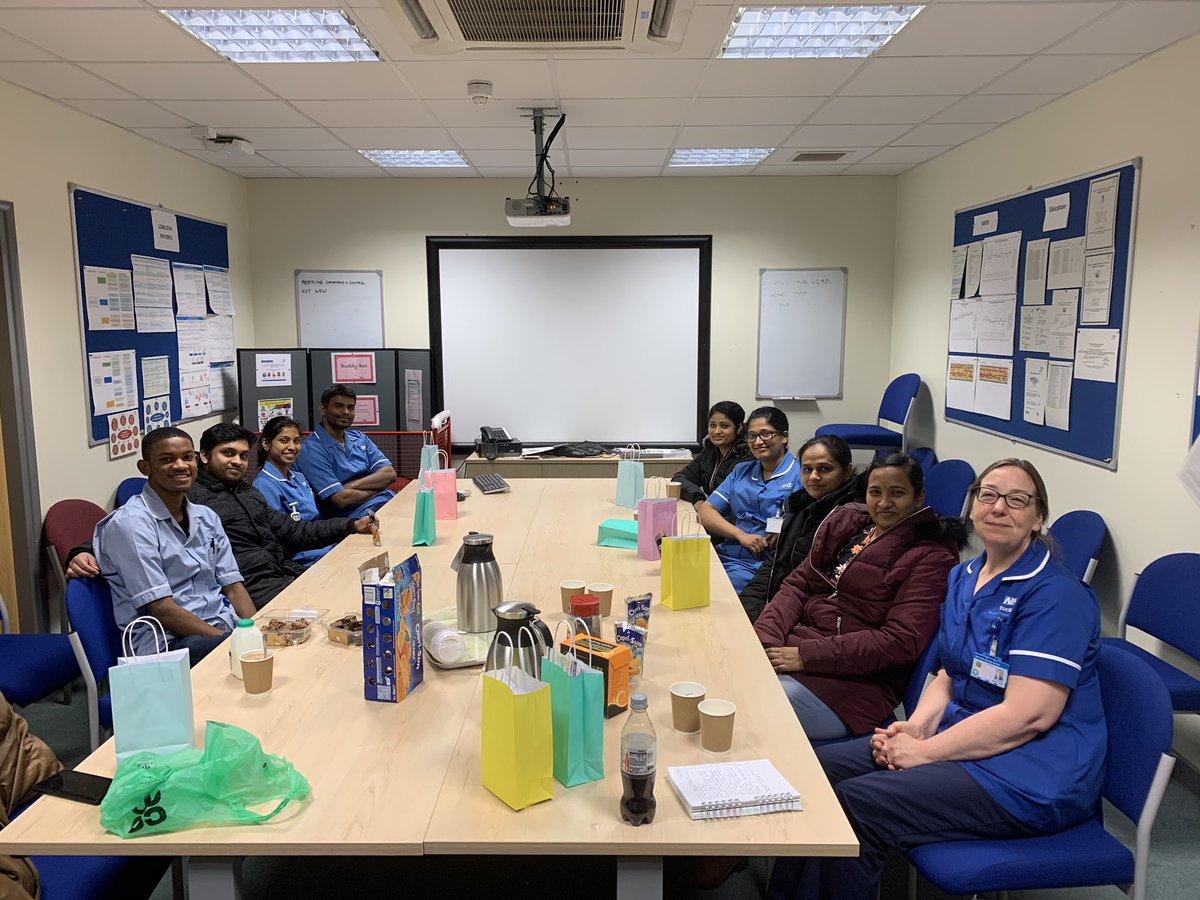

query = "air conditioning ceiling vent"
[791, 151, 849, 162]
[450, 0, 626, 43]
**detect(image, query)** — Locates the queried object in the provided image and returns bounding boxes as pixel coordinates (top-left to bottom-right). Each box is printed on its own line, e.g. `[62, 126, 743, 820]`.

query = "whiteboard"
[295, 270, 383, 348]
[756, 268, 846, 399]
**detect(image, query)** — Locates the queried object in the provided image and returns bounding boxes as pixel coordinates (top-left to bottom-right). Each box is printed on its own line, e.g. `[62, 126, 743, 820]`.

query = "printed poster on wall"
[258, 398, 293, 430]
[332, 352, 376, 383]
[107, 411, 141, 460]
[353, 394, 380, 427]
[89, 349, 138, 415]
[256, 353, 292, 388]
[143, 395, 171, 431]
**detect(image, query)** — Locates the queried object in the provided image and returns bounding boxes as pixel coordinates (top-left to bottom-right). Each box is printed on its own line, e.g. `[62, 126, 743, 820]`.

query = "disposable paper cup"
[587, 582, 615, 617]
[240, 650, 274, 695]
[670, 681, 706, 734]
[559, 580, 587, 613]
[666, 481, 682, 499]
[698, 699, 736, 754]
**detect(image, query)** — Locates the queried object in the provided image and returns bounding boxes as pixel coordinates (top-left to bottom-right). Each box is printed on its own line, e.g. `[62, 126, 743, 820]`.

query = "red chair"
[42, 499, 107, 634]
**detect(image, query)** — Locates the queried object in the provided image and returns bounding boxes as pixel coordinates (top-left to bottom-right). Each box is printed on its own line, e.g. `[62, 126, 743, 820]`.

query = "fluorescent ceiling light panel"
[359, 149, 469, 168]
[670, 148, 773, 167]
[162, 9, 380, 63]
[721, 5, 923, 59]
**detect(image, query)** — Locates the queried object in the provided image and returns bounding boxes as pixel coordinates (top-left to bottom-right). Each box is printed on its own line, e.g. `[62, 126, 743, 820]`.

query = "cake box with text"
[360, 552, 424, 703]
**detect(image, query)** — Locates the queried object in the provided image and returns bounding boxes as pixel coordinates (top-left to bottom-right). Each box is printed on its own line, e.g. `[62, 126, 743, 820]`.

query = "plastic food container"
[254, 607, 329, 647]
[326, 612, 365, 646]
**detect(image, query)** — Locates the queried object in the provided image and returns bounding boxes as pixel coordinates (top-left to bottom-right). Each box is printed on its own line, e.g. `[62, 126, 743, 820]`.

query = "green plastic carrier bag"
[99, 721, 309, 838]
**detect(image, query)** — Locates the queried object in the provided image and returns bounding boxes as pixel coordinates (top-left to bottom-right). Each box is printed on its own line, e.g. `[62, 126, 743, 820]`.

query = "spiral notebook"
[666, 759, 802, 820]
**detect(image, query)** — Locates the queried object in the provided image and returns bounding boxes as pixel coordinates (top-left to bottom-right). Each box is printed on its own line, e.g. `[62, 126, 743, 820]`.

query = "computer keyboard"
[472, 472, 511, 495]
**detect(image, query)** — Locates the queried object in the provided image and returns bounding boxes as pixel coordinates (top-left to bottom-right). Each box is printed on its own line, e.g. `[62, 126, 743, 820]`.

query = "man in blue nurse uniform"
[294, 384, 398, 519]
[93, 427, 256, 665]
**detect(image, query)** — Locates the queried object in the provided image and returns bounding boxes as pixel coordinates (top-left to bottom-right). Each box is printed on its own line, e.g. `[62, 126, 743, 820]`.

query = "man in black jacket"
[69, 423, 377, 609]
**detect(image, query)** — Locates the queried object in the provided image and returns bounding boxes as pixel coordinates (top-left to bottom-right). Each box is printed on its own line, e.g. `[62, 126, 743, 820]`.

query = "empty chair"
[907, 644, 1176, 900]
[0, 590, 80, 709]
[1102, 552, 1200, 712]
[923, 459, 975, 518]
[908, 447, 938, 476]
[1048, 509, 1107, 584]
[32, 854, 171, 900]
[64, 578, 123, 751]
[115, 476, 146, 508]
[42, 498, 107, 632]
[815, 373, 921, 454]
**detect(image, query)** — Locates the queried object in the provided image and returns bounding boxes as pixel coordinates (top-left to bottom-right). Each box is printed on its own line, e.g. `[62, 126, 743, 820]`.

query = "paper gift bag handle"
[621, 443, 642, 461]
[121, 616, 170, 657]
[675, 508, 701, 534]
[423, 430, 434, 446]
[437, 448, 450, 469]
[645, 476, 667, 498]
[551, 619, 595, 671]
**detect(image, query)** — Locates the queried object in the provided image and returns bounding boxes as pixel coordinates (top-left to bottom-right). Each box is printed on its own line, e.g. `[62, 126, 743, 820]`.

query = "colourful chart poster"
[142, 395, 171, 430]
[258, 398, 293, 430]
[107, 410, 141, 459]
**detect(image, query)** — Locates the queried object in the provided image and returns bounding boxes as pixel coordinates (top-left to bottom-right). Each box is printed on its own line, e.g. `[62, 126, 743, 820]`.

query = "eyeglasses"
[973, 487, 1037, 510]
[747, 430, 784, 443]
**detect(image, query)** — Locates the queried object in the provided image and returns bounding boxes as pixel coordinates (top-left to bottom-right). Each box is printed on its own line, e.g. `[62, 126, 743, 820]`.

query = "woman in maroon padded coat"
[754, 453, 968, 740]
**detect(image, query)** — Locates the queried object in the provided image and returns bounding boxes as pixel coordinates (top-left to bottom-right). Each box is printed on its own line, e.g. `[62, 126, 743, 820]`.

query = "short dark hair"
[200, 422, 254, 456]
[865, 452, 924, 495]
[321, 384, 357, 405]
[970, 458, 1053, 545]
[797, 434, 853, 470]
[141, 426, 192, 460]
[258, 416, 301, 468]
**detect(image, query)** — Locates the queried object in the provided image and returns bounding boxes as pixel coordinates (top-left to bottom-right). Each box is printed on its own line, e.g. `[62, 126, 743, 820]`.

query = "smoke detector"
[467, 80, 493, 106]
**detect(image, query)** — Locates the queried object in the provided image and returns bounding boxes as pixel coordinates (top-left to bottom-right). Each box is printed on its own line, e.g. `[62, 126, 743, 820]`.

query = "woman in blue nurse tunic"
[252, 416, 333, 567]
[768, 458, 1105, 900]
[696, 407, 800, 592]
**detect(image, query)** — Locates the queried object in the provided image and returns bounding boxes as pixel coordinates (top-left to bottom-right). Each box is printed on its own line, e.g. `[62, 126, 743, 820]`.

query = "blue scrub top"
[293, 424, 395, 520]
[94, 484, 241, 655]
[252, 461, 330, 567]
[708, 452, 800, 561]
[936, 542, 1105, 832]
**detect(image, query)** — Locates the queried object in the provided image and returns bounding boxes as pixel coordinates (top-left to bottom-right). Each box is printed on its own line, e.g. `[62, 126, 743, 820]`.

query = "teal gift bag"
[418, 434, 439, 481]
[542, 625, 604, 787]
[109, 617, 196, 762]
[412, 485, 437, 546]
[615, 445, 645, 509]
[597, 518, 638, 550]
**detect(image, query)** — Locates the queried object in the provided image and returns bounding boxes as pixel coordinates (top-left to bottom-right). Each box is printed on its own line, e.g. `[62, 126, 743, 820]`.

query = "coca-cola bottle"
[620, 691, 656, 826]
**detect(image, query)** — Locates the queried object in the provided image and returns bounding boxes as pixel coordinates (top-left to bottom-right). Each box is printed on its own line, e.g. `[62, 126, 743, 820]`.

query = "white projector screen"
[429, 238, 710, 446]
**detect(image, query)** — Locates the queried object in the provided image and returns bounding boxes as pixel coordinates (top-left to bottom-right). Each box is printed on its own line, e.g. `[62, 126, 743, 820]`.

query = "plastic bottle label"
[622, 745, 656, 776]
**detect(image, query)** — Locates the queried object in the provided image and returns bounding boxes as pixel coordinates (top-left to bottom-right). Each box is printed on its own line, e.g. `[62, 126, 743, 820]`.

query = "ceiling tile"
[341, 7, 425, 62]
[287, 167, 391, 178]
[219, 127, 349, 150]
[183, 148, 283, 168]
[860, 145, 952, 165]
[0, 0, 141, 6]
[566, 127, 678, 149]
[879, 2, 1116, 57]
[227, 167, 297, 178]
[566, 167, 663, 177]
[130, 127, 205, 151]
[699, 59, 863, 97]
[465, 149, 563, 167]
[0, 29, 56, 61]
[425, 98, 559, 127]
[157, 100, 314, 128]
[556, 60, 709, 98]
[893, 122, 996, 146]
[764, 147, 872, 165]
[291, 99, 437, 127]
[397, 60, 553, 99]
[1052, 1, 1200, 54]
[754, 164, 849, 176]
[474, 168, 535, 177]
[784, 123, 910, 148]
[808, 95, 958, 125]
[259, 149, 375, 167]
[675, 4, 735, 60]
[979, 53, 1138, 94]
[843, 164, 913, 176]
[384, 167, 479, 178]
[65, 98, 190, 128]
[569, 148, 670, 166]
[685, 97, 823, 126]
[664, 166, 755, 176]
[81, 62, 272, 100]
[929, 93, 1060, 123]
[243, 62, 414, 100]
[449, 126, 543, 150]
[331, 127, 454, 150]
[553, 98, 688, 126]
[840, 56, 1023, 96]
[675, 125, 793, 147]
[0, 62, 134, 99]
[0, 10, 217, 62]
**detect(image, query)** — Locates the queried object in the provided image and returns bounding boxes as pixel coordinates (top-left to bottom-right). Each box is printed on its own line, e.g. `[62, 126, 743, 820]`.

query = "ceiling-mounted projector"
[505, 107, 570, 228]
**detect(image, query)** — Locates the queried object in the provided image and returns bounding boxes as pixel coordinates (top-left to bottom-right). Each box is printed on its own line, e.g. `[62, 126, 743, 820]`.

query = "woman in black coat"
[739, 434, 861, 622]
[672, 401, 751, 507]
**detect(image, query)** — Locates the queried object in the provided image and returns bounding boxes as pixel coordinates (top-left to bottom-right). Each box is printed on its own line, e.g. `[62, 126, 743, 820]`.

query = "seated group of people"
[674, 401, 1103, 899]
[69, 384, 394, 663]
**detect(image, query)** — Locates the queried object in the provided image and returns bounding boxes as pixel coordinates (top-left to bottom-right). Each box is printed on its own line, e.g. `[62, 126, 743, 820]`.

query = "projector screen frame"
[426, 235, 712, 453]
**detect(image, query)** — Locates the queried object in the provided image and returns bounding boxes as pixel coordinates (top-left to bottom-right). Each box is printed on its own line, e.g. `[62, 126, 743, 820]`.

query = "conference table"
[462, 451, 688, 480]
[0, 478, 857, 897]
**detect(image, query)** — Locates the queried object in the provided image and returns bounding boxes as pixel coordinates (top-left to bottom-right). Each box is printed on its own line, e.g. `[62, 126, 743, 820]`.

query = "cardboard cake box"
[360, 551, 424, 703]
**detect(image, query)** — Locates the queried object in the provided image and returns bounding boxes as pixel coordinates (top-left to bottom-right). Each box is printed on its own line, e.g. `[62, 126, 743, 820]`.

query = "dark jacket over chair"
[754, 503, 967, 735]
[672, 440, 751, 505]
[739, 473, 863, 623]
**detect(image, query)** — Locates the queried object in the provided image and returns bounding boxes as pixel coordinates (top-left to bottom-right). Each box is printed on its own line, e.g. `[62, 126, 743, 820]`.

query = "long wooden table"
[463, 452, 687, 480]
[0, 479, 856, 891]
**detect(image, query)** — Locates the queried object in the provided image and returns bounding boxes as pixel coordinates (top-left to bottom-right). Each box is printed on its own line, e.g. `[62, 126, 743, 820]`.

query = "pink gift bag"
[637, 478, 678, 561]
[423, 449, 458, 521]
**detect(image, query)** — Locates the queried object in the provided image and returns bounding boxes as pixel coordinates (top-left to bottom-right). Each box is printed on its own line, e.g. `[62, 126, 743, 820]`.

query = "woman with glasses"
[754, 452, 966, 740]
[696, 407, 800, 592]
[769, 458, 1104, 900]
[671, 400, 751, 506]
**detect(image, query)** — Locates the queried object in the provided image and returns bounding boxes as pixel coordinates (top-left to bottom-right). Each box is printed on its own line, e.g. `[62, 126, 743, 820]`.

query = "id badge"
[766, 516, 784, 534]
[970, 653, 1009, 689]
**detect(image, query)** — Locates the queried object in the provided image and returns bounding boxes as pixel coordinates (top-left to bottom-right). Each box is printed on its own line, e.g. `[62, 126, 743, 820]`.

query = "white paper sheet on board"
[1047, 290, 1079, 360]
[1075, 328, 1120, 383]
[974, 358, 1014, 421]
[180, 370, 212, 418]
[1047, 236, 1085, 290]
[1046, 361, 1073, 430]
[1019, 306, 1050, 354]
[979, 231, 1021, 296]
[141, 356, 171, 399]
[1085, 173, 1119, 251]
[946, 356, 978, 412]
[1024, 358, 1048, 425]
[950, 245, 967, 299]
[206, 315, 235, 363]
[972, 211, 998, 236]
[1022, 238, 1049, 305]
[132, 255, 173, 309]
[1081, 252, 1113, 325]
[150, 209, 179, 253]
[176, 318, 210, 372]
[203, 265, 235, 316]
[88, 349, 138, 416]
[949, 299, 977, 354]
[83, 266, 135, 330]
[977, 295, 1016, 357]
[143, 395, 171, 430]
[172, 262, 207, 317]
[208, 362, 235, 410]
[256, 354, 292, 388]
[964, 242, 983, 297]
[1042, 193, 1070, 231]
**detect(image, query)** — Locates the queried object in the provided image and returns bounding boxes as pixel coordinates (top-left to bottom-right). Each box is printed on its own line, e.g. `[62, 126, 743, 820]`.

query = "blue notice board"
[72, 186, 230, 445]
[945, 160, 1139, 469]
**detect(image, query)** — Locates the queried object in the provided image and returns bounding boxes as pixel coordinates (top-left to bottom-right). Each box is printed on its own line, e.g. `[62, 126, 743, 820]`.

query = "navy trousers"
[768, 736, 1040, 900]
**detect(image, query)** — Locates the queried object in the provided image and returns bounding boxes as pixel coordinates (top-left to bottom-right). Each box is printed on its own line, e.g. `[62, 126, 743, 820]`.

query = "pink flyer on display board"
[332, 352, 376, 383]
[353, 395, 380, 427]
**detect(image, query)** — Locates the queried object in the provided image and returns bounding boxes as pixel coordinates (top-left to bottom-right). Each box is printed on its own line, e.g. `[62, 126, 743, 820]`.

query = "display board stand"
[237, 349, 312, 432]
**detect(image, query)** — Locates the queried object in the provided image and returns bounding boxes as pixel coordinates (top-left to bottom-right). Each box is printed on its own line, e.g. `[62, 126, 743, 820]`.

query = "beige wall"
[247, 174, 898, 441]
[0, 80, 253, 515]
[891, 35, 1200, 757]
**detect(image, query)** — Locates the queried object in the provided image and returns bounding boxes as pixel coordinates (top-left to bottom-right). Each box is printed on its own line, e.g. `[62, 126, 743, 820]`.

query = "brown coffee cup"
[241, 649, 274, 695]
[666, 481, 682, 499]
[670, 681, 706, 734]
[698, 698, 736, 754]
[586, 582, 614, 617]
[559, 580, 586, 613]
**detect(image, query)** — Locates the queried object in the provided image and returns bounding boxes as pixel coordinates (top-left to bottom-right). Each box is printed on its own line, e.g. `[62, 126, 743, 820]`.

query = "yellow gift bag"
[661, 525, 711, 611]
[481, 663, 554, 811]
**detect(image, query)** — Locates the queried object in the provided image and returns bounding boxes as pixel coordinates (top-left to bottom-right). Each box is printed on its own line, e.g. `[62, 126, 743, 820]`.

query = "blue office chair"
[1048, 509, 1107, 584]
[907, 645, 1176, 900]
[115, 476, 146, 508]
[923, 459, 975, 518]
[32, 854, 172, 900]
[0, 590, 80, 709]
[816, 373, 921, 454]
[908, 447, 938, 477]
[65, 578, 123, 751]
[1102, 552, 1200, 712]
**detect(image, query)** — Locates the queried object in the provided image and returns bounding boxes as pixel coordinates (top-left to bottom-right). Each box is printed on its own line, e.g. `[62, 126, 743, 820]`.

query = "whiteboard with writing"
[295, 270, 383, 348]
[756, 267, 846, 399]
